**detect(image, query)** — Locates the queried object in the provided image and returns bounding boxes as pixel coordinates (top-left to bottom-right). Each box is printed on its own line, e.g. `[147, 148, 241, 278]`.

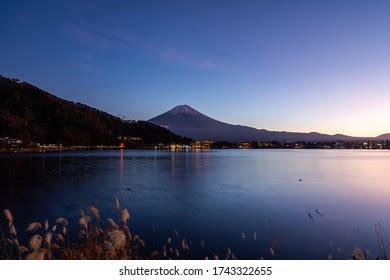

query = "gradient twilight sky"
[1, 0, 389, 136]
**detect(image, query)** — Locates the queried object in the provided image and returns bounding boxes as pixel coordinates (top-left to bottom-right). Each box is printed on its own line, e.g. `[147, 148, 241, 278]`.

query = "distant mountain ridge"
[1, 74, 387, 145]
[0, 76, 192, 146]
[376, 133, 390, 140]
[149, 105, 389, 142]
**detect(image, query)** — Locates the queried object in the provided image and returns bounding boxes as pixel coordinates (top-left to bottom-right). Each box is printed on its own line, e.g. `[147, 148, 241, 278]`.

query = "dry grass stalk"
[375, 223, 387, 259]
[29, 235, 43, 251]
[44, 232, 53, 246]
[120, 209, 130, 224]
[89, 206, 100, 220]
[55, 218, 68, 227]
[181, 238, 189, 250]
[26, 248, 48, 260]
[269, 248, 275, 256]
[56, 234, 64, 244]
[114, 198, 120, 211]
[79, 216, 90, 229]
[122, 225, 132, 241]
[106, 218, 119, 230]
[9, 224, 17, 236]
[108, 230, 126, 250]
[62, 226, 67, 236]
[3, 209, 13, 223]
[18, 246, 29, 254]
[43, 219, 49, 232]
[12, 238, 19, 247]
[26, 222, 42, 233]
[352, 246, 366, 260]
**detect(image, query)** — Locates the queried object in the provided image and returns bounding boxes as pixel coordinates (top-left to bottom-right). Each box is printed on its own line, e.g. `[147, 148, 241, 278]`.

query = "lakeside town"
[1, 136, 389, 153]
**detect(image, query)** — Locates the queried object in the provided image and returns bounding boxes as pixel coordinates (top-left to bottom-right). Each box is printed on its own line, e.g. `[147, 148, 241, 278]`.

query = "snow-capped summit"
[164, 105, 204, 116]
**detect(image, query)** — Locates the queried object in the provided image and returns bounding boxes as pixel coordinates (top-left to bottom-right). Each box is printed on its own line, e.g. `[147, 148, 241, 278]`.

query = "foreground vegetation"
[0, 199, 237, 260]
[0, 199, 388, 260]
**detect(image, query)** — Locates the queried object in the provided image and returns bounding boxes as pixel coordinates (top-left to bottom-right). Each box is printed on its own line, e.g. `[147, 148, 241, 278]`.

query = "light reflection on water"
[0, 149, 389, 259]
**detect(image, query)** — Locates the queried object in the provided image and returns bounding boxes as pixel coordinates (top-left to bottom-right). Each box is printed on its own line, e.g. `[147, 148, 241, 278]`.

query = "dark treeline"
[0, 76, 192, 146]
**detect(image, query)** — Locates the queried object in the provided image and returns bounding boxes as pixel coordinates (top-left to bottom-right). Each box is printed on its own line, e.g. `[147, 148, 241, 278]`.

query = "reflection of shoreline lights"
[119, 149, 124, 185]
[171, 153, 176, 177]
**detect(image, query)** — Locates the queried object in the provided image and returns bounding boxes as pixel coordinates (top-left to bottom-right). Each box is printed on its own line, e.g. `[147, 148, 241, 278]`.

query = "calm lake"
[1, 149, 390, 259]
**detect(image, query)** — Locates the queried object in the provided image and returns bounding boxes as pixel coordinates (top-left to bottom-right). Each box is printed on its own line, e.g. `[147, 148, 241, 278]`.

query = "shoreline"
[1, 146, 389, 154]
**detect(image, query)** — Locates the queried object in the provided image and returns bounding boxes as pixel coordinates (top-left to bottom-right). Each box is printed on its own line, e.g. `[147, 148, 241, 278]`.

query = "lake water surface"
[1, 149, 390, 259]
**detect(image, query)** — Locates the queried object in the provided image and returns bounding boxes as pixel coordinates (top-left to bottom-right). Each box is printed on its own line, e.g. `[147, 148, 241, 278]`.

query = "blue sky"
[1, 0, 389, 136]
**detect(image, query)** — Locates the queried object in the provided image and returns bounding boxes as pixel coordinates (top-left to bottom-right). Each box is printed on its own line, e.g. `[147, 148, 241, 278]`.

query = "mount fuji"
[148, 105, 364, 142]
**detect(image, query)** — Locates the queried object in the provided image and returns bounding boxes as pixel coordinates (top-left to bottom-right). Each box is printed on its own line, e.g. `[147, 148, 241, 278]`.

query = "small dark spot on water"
[315, 208, 325, 216]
